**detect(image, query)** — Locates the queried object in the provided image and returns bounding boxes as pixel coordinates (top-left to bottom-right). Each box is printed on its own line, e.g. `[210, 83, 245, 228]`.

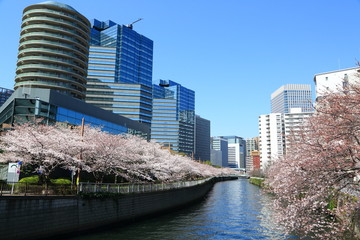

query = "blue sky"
[1, 0, 360, 138]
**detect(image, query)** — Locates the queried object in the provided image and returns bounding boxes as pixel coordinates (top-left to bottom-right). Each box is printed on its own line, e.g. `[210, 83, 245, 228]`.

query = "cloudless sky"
[1, 0, 360, 138]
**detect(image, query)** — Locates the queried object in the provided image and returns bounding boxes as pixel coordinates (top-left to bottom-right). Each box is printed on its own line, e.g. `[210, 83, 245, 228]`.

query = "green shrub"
[19, 175, 39, 184]
[50, 178, 71, 185]
[249, 177, 265, 187]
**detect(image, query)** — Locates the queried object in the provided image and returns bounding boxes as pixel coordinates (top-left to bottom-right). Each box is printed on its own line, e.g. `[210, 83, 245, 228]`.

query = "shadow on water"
[65, 179, 299, 240]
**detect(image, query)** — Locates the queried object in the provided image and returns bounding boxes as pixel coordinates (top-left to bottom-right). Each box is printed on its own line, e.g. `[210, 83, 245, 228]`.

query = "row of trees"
[0, 123, 235, 184]
[266, 85, 360, 239]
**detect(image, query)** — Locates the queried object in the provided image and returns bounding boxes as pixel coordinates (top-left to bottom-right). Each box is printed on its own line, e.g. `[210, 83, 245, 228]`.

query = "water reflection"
[67, 179, 297, 240]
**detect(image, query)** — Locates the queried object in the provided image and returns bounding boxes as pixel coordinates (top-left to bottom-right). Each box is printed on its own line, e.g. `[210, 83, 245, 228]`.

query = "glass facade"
[0, 97, 152, 136]
[86, 19, 153, 125]
[151, 80, 195, 155]
[0, 88, 14, 107]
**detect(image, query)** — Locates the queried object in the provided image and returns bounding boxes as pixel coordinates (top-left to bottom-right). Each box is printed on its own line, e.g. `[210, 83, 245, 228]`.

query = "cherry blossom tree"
[0, 122, 86, 183]
[0, 122, 236, 184]
[266, 84, 360, 239]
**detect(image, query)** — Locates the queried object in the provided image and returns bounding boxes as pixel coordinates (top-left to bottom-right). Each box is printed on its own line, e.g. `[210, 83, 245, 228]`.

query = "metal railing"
[0, 178, 211, 196]
[0, 182, 77, 196]
[78, 178, 210, 194]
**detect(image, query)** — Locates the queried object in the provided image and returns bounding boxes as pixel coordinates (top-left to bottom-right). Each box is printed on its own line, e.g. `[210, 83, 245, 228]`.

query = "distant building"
[86, 19, 154, 125]
[251, 150, 261, 170]
[271, 84, 313, 113]
[211, 137, 228, 167]
[151, 80, 195, 155]
[14, 2, 90, 100]
[258, 113, 284, 169]
[194, 115, 210, 161]
[210, 149, 223, 167]
[314, 67, 360, 99]
[220, 136, 246, 169]
[246, 137, 259, 172]
[0, 88, 14, 107]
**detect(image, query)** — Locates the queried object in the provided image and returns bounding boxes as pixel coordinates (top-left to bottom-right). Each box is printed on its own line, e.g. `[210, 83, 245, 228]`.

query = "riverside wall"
[0, 177, 236, 240]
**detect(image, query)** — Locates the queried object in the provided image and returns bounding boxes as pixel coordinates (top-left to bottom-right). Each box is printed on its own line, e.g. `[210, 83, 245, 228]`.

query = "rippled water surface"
[67, 179, 297, 240]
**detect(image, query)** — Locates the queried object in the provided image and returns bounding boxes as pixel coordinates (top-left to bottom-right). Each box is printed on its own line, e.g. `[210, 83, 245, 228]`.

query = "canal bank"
[66, 178, 293, 240]
[0, 176, 237, 240]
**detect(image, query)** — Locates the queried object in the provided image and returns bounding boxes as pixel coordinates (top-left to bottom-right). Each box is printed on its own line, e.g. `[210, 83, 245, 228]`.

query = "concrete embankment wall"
[0, 177, 235, 240]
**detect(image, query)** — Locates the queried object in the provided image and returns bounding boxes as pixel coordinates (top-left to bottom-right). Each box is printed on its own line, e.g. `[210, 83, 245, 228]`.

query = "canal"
[66, 179, 297, 240]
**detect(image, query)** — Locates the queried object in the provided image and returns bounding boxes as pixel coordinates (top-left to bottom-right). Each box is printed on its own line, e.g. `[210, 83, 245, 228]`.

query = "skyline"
[1, 0, 360, 138]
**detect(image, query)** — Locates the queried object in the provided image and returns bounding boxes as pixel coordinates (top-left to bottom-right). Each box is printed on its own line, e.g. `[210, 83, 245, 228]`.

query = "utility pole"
[76, 118, 85, 186]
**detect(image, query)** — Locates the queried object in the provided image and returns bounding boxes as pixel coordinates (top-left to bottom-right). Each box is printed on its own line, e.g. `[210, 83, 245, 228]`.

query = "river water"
[67, 179, 298, 240]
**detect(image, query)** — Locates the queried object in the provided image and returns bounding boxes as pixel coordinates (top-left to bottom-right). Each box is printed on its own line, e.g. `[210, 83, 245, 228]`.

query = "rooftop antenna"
[126, 18, 143, 29]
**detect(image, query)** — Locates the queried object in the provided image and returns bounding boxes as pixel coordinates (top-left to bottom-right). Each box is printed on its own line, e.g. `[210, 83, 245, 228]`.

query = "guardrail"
[0, 182, 77, 196]
[0, 178, 211, 196]
[79, 178, 210, 194]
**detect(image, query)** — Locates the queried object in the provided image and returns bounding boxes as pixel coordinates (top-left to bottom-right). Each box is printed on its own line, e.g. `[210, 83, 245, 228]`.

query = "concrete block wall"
[0, 179, 217, 240]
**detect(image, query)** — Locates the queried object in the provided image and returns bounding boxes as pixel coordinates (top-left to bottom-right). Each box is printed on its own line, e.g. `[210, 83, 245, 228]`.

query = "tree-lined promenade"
[0, 123, 235, 185]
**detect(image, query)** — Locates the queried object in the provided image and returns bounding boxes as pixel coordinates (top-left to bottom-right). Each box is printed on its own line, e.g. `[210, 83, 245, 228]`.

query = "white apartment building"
[259, 109, 312, 169]
[284, 108, 313, 149]
[258, 113, 284, 169]
[314, 67, 360, 98]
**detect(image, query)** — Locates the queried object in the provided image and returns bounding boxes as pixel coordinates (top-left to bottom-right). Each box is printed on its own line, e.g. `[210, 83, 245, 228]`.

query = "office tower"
[271, 84, 313, 113]
[245, 137, 259, 172]
[194, 115, 210, 161]
[15, 2, 90, 100]
[0, 88, 14, 107]
[211, 137, 228, 167]
[221, 136, 246, 169]
[258, 113, 284, 169]
[314, 67, 360, 99]
[151, 80, 195, 155]
[0, 2, 150, 138]
[85, 19, 153, 125]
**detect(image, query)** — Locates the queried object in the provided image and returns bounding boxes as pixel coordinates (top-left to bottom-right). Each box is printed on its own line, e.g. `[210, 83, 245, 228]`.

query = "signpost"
[7, 162, 21, 194]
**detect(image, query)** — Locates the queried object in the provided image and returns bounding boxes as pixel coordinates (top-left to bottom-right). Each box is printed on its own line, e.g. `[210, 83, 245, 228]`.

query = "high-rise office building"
[194, 115, 210, 161]
[211, 137, 228, 167]
[151, 80, 195, 155]
[85, 19, 153, 125]
[15, 2, 90, 100]
[314, 67, 360, 99]
[271, 84, 313, 113]
[0, 88, 14, 107]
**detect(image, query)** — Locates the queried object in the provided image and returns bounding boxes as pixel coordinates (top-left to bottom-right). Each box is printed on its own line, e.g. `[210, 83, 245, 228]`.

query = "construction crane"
[126, 18, 143, 29]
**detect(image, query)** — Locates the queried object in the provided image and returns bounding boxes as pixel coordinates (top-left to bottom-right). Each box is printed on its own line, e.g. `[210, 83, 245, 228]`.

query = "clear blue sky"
[1, 0, 360, 138]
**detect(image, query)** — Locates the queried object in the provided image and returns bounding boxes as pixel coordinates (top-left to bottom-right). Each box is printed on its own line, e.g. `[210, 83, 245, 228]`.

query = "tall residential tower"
[15, 1, 90, 100]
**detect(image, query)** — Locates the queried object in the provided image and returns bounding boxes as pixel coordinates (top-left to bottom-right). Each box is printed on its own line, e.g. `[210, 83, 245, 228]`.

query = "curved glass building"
[15, 1, 90, 100]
